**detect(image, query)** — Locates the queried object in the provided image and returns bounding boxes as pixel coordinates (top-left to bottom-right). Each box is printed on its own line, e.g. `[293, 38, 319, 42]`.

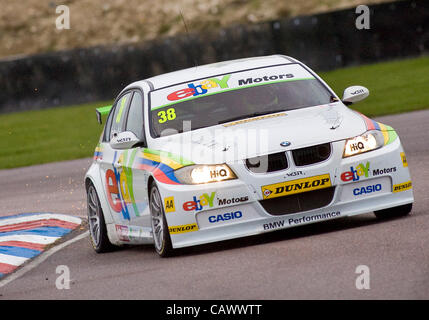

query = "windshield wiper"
[218, 109, 287, 124]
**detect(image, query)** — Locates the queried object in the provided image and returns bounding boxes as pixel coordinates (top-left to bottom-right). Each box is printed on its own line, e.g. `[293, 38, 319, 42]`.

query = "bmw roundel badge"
[280, 141, 291, 147]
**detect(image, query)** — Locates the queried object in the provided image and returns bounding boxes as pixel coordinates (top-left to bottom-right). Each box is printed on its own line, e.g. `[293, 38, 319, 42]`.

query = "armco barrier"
[0, 0, 427, 113]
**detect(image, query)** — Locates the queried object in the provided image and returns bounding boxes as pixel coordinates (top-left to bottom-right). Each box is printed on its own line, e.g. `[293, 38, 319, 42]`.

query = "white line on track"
[0, 231, 89, 288]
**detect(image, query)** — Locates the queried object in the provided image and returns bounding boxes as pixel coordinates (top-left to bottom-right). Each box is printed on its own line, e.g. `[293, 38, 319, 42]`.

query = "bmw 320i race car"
[85, 55, 414, 256]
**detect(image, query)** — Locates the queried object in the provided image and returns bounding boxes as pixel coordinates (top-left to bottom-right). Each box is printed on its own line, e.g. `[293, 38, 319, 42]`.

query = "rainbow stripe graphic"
[358, 112, 398, 145]
[0, 213, 81, 278]
[137, 149, 194, 185]
[93, 144, 103, 161]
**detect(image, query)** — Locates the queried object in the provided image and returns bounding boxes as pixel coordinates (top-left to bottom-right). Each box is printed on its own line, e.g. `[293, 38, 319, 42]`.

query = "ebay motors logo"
[183, 192, 216, 211]
[340, 162, 370, 182]
[167, 75, 231, 101]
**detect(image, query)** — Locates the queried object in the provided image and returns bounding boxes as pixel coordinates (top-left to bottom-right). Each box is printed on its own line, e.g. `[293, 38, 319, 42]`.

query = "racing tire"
[374, 203, 412, 220]
[149, 183, 173, 257]
[87, 183, 115, 253]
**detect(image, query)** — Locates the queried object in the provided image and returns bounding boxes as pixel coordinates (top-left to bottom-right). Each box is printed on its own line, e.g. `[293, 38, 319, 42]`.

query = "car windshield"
[149, 63, 333, 137]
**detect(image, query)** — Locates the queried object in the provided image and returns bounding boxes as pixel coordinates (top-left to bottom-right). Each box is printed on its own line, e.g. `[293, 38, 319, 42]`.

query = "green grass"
[0, 101, 111, 169]
[320, 55, 429, 117]
[1, 55, 428, 170]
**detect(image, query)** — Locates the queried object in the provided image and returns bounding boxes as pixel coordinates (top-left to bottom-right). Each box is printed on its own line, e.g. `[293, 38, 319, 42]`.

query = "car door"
[121, 90, 152, 229]
[98, 91, 133, 223]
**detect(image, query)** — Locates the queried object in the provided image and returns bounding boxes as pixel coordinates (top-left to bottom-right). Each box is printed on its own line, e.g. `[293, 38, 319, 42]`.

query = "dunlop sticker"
[261, 174, 331, 199]
[168, 223, 199, 234]
[393, 181, 412, 193]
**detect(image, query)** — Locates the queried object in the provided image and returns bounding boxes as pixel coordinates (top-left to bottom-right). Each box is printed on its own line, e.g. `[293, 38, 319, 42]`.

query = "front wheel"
[87, 183, 114, 253]
[374, 203, 412, 220]
[149, 184, 173, 257]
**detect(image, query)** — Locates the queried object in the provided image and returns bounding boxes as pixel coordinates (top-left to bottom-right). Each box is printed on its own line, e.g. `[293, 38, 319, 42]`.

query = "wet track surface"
[0, 109, 428, 299]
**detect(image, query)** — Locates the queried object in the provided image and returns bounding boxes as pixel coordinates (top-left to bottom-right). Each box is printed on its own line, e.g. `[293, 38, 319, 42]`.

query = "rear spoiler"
[96, 105, 112, 124]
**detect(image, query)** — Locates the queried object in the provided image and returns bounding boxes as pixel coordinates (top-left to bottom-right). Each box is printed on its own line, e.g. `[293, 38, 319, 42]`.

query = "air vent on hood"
[292, 143, 331, 166]
[245, 152, 288, 173]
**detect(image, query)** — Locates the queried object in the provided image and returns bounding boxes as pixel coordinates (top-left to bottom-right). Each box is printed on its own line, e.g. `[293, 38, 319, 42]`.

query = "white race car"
[85, 55, 414, 256]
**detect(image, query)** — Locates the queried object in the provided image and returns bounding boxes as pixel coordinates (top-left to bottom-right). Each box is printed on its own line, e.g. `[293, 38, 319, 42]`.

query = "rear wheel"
[149, 184, 173, 257]
[87, 183, 114, 253]
[374, 203, 412, 220]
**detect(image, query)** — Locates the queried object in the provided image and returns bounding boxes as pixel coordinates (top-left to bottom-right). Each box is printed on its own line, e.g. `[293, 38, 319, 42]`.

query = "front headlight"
[174, 164, 237, 184]
[343, 130, 385, 158]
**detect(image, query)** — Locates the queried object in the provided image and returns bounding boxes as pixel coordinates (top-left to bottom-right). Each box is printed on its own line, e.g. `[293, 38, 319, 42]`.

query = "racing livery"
[85, 55, 414, 256]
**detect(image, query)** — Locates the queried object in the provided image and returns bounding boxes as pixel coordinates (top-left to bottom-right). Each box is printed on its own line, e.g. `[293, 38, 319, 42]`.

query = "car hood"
[152, 102, 368, 165]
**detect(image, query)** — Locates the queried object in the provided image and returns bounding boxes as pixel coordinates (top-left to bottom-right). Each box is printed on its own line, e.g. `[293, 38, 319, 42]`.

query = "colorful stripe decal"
[379, 124, 398, 145]
[137, 149, 194, 185]
[122, 149, 140, 217]
[357, 112, 398, 145]
[385, 125, 398, 144]
[0, 213, 81, 278]
[137, 158, 181, 185]
[378, 123, 390, 145]
[359, 113, 376, 131]
[143, 149, 194, 168]
[142, 152, 184, 170]
[94, 144, 103, 161]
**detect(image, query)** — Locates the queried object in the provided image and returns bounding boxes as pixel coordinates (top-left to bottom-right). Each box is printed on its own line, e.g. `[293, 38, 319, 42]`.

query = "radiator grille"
[246, 152, 288, 173]
[259, 187, 335, 215]
[292, 143, 331, 166]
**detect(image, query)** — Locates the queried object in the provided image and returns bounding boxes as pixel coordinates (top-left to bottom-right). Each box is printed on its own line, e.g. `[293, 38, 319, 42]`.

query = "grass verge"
[1, 55, 428, 170]
[0, 102, 110, 169]
[320, 55, 429, 116]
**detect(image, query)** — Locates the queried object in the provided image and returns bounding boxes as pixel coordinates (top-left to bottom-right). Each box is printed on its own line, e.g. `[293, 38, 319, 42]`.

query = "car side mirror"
[110, 131, 141, 150]
[342, 86, 369, 105]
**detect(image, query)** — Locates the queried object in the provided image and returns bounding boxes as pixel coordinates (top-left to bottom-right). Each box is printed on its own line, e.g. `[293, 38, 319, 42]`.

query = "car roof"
[130, 55, 297, 91]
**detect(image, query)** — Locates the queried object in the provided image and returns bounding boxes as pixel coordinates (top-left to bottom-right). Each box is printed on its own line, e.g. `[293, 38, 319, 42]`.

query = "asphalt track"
[0, 109, 428, 299]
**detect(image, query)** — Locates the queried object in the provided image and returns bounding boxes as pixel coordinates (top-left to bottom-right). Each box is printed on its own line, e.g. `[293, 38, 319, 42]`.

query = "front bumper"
[158, 137, 414, 249]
